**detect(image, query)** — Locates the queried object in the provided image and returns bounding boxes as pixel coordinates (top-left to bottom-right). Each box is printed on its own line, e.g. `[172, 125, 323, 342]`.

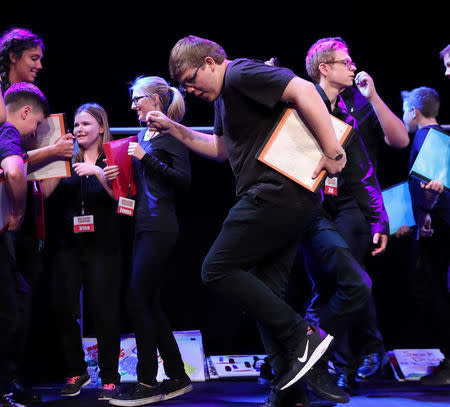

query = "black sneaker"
[261, 383, 308, 407]
[108, 383, 162, 406]
[98, 383, 120, 400]
[60, 372, 91, 397]
[303, 360, 349, 403]
[275, 325, 333, 391]
[419, 358, 450, 386]
[161, 375, 193, 401]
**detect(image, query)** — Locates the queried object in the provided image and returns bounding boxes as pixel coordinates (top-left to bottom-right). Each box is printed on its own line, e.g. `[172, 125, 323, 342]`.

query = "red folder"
[103, 136, 138, 200]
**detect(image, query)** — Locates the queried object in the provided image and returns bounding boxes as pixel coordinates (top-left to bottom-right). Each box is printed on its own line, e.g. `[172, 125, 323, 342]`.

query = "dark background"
[2, 5, 448, 383]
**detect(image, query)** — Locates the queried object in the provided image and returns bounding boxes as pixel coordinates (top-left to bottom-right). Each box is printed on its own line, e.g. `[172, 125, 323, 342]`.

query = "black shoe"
[336, 372, 355, 395]
[419, 358, 450, 386]
[0, 393, 22, 407]
[308, 391, 337, 406]
[8, 380, 42, 404]
[356, 353, 381, 380]
[303, 360, 349, 403]
[161, 375, 193, 401]
[108, 383, 162, 406]
[261, 384, 308, 407]
[98, 383, 120, 400]
[258, 357, 275, 386]
[60, 372, 91, 397]
[276, 325, 333, 391]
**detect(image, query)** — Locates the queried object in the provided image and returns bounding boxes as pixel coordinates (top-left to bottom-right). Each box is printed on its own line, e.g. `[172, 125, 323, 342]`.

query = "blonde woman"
[109, 77, 192, 406]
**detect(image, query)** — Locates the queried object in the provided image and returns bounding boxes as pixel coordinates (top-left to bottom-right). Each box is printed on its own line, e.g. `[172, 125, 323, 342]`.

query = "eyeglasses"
[131, 94, 153, 105]
[179, 64, 203, 91]
[326, 59, 356, 70]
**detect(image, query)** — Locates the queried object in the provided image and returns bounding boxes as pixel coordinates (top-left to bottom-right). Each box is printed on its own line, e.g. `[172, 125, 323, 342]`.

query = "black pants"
[308, 198, 384, 375]
[52, 242, 122, 384]
[201, 193, 326, 363]
[408, 216, 450, 355]
[257, 214, 372, 376]
[0, 231, 20, 393]
[127, 231, 186, 386]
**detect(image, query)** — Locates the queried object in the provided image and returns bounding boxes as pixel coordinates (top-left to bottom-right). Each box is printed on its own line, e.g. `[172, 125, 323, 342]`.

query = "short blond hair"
[305, 37, 349, 83]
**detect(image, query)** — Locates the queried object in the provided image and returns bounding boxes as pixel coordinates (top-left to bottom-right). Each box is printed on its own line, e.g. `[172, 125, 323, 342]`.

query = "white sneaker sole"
[280, 334, 333, 391]
[61, 378, 91, 397]
[161, 383, 193, 401]
[108, 394, 162, 406]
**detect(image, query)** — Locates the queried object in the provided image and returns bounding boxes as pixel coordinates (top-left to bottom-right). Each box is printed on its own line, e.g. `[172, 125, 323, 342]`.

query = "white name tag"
[117, 196, 135, 216]
[324, 177, 338, 196]
[73, 215, 95, 233]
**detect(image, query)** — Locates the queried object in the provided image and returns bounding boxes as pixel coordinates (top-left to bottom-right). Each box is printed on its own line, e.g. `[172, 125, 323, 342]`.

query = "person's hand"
[103, 164, 120, 182]
[371, 233, 388, 256]
[265, 58, 276, 66]
[53, 133, 74, 158]
[355, 71, 377, 101]
[7, 213, 24, 231]
[395, 225, 413, 238]
[72, 162, 101, 177]
[312, 151, 347, 179]
[146, 110, 174, 133]
[421, 180, 443, 209]
[417, 211, 434, 238]
[128, 142, 146, 160]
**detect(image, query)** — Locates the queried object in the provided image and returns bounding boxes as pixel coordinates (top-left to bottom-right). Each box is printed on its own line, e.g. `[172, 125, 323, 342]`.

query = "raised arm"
[146, 111, 228, 162]
[355, 71, 409, 149]
[27, 133, 74, 172]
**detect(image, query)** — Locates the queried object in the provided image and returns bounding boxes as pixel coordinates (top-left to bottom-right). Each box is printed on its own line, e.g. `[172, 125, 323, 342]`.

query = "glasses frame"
[179, 64, 204, 92]
[131, 94, 154, 106]
[326, 59, 356, 70]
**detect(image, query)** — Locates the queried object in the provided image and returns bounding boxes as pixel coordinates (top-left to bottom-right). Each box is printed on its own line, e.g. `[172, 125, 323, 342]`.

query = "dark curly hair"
[0, 27, 45, 92]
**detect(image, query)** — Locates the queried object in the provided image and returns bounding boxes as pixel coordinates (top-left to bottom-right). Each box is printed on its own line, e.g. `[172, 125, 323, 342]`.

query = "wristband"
[323, 151, 344, 161]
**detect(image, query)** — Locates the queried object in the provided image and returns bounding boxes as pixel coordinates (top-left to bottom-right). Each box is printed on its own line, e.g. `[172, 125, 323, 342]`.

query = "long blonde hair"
[129, 76, 185, 123]
[73, 103, 112, 163]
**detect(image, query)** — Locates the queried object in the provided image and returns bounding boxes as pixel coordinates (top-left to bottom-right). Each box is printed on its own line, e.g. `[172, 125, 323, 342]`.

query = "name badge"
[324, 177, 338, 196]
[117, 196, 135, 216]
[73, 215, 95, 233]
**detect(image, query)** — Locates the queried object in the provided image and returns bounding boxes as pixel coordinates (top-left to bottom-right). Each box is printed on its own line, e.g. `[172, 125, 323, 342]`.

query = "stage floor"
[30, 379, 450, 407]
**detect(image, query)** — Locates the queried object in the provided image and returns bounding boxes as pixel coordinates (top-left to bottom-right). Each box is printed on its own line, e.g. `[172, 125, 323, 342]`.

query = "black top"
[409, 124, 450, 226]
[341, 87, 384, 172]
[133, 129, 191, 234]
[214, 58, 321, 212]
[316, 85, 389, 236]
[46, 154, 121, 251]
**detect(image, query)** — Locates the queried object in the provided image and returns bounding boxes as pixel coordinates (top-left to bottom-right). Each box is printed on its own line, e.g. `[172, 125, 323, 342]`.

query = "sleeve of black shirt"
[140, 138, 191, 191]
[343, 131, 390, 236]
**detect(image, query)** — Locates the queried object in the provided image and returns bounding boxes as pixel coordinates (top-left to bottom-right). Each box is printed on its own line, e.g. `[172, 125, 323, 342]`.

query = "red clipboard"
[103, 136, 138, 200]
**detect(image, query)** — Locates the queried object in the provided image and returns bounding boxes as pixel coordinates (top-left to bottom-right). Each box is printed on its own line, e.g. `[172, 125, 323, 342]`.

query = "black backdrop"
[2, 5, 448, 383]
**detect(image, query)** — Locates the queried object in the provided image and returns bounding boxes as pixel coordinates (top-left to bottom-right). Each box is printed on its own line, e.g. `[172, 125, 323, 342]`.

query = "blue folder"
[410, 128, 449, 191]
[381, 181, 416, 235]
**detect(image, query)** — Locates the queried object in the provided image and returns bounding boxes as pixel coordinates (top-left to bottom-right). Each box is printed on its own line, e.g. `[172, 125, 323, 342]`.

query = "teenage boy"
[401, 87, 449, 386]
[0, 82, 50, 407]
[141, 35, 373, 405]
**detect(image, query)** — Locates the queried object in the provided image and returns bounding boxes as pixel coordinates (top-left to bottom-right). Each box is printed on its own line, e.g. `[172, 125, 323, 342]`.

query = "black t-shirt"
[46, 154, 121, 251]
[214, 58, 321, 212]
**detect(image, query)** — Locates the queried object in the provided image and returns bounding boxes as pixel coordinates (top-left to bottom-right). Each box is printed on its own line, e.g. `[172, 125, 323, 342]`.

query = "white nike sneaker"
[275, 325, 333, 391]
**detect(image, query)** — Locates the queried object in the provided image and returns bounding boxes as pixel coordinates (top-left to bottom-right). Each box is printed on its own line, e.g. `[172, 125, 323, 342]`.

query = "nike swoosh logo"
[298, 340, 309, 363]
